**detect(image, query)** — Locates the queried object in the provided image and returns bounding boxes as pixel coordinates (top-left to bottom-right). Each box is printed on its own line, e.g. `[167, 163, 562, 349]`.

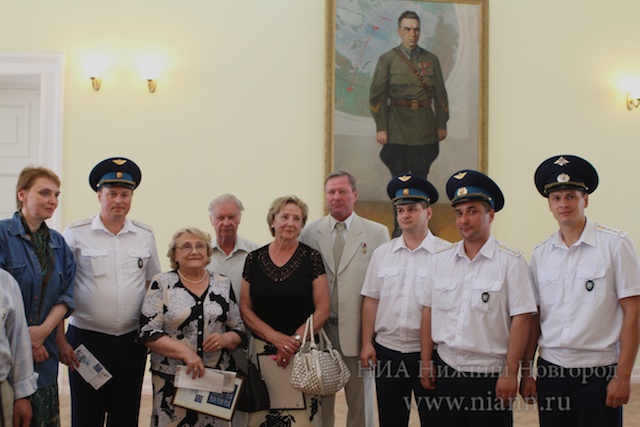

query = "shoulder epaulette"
[67, 217, 92, 229]
[131, 220, 153, 232]
[534, 233, 555, 249]
[436, 243, 456, 254]
[496, 242, 522, 258]
[433, 236, 454, 249]
[596, 223, 627, 238]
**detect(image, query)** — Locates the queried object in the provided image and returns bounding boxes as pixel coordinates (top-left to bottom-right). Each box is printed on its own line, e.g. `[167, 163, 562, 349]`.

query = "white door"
[0, 84, 41, 220]
[0, 54, 64, 229]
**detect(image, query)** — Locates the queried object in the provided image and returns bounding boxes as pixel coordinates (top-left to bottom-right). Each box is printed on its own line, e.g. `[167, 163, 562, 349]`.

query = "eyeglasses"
[176, 243, 208, 253]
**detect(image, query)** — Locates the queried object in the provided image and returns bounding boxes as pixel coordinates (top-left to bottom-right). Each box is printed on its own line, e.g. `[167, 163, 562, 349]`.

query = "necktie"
[333, 222, 346, 271]
[331, 222, 346, 319]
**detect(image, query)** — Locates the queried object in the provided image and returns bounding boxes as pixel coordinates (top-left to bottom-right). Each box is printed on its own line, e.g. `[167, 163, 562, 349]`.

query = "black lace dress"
[243, 243, 325, 427]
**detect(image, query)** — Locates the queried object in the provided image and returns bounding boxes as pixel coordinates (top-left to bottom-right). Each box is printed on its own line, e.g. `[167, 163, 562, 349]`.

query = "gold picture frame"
[325, 0, 488, 241]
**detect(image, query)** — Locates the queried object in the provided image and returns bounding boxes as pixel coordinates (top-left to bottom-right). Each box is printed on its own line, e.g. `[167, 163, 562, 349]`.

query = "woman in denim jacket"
[0, 166, 75, 427]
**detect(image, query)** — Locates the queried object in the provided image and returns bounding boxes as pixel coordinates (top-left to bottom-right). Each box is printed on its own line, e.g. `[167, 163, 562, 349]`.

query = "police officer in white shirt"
[418, 169, 536, 427]
[360, 174, 451, 427]
[58, 157, 161, 427]
[520, 155, 640, 427]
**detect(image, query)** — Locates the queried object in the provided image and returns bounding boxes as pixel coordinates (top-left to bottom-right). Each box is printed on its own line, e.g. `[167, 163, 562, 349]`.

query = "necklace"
[178, 269, 208, 285]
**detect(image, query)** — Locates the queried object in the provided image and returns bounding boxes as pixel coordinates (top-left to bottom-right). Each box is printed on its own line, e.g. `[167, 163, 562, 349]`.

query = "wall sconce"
[627, 93, 640, 110]
[83, 54, 109, 92]
[147, 78, 157, 93]
[137, 54, 165, 94]
[90, 76, 101, 91]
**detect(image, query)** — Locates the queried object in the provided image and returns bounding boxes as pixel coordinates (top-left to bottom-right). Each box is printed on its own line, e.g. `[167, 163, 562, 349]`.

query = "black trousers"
[66, 325, 147, 427]
[380, 142, 440, 178]
[432, 351, 512, 427]
[536, 357, 622, 427]
[373, 342, 434, 427]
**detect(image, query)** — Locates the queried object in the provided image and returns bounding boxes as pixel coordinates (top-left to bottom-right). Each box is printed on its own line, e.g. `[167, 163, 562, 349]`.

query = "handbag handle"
[300, 315, 335, 351]
[300, 314, 316, 348]
[318, 327, 334, 351]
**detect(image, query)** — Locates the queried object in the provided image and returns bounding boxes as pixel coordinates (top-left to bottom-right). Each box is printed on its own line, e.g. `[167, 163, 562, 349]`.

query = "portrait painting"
[325, 0, 488, 241]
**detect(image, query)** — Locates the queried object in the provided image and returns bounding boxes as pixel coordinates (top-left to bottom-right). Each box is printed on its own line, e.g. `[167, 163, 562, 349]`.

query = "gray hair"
[167, 227, 213, 270]
[208, 193, 245, 214]
[324, 171, 358, 192]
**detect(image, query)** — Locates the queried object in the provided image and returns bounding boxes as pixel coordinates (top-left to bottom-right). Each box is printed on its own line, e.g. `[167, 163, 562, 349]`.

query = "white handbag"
[290, 315, 351, 396]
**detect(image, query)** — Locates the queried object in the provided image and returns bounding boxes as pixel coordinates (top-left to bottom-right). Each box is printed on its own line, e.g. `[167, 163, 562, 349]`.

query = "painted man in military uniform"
[369, 10, 449, 181]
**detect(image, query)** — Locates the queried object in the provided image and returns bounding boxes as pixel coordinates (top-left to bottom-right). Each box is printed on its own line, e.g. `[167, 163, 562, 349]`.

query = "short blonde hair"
[266, 195, 308, 237]
[167, 227, 214, 270]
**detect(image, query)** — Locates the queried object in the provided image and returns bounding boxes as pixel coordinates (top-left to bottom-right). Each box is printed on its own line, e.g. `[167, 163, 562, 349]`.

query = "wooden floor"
[58, 380, 640, 426]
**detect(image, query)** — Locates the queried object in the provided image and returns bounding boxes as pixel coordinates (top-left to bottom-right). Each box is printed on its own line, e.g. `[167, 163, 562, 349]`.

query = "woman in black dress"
[240, 196, 330, 427]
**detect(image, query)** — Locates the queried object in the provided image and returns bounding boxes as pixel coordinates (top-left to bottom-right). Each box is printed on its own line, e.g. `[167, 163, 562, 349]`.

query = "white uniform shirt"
[361, 231, 451, 353]
[63, 214, 161, 336]
[531, 219, 640, 368]
[0, 270, 38, 399]
[418, 236, 537, 373]
[207, 235, 259, 301]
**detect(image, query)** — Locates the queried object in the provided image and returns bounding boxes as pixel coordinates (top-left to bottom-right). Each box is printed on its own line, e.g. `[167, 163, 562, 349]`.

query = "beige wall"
[2, 0, 328, 260]
[3, 1, 640, 365]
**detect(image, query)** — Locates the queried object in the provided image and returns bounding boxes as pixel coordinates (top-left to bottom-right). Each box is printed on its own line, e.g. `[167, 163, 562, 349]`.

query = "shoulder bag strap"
[392, 47, 432, 96]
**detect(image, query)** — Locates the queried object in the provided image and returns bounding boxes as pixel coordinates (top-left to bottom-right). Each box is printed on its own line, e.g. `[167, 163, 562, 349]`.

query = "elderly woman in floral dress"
[140, 227, 245, 427]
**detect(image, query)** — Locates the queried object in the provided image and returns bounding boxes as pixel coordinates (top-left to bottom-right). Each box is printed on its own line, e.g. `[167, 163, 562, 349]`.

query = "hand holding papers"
[74, 344, 113, 390]
[173, 366, 243, 420]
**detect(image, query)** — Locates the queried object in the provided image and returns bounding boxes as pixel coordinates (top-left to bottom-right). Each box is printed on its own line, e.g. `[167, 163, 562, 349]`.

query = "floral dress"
[140, 270, 245, 427]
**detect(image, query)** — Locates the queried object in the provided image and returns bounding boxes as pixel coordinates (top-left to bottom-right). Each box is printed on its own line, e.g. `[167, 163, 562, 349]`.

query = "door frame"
[0, 54, 65, 229]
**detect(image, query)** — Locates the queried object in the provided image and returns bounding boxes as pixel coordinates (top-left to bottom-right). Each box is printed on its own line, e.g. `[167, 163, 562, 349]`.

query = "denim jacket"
[0, 212, 76, 388]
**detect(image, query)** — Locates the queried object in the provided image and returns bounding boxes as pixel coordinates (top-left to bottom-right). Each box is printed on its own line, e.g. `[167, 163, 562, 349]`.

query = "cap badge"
[112, 159, 127, 166]
[557, 173, 570, 183]
[403, 188, 409, 195]
[398, 175, 411, 182]
[554, 156, 570, 166]
[456, 187, 469, 196]
[116, 172, 123, 178]
[453, 172, 467, 180]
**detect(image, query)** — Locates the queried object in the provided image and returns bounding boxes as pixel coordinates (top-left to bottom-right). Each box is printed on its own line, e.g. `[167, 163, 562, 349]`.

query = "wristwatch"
[294, 334, 302, 342]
